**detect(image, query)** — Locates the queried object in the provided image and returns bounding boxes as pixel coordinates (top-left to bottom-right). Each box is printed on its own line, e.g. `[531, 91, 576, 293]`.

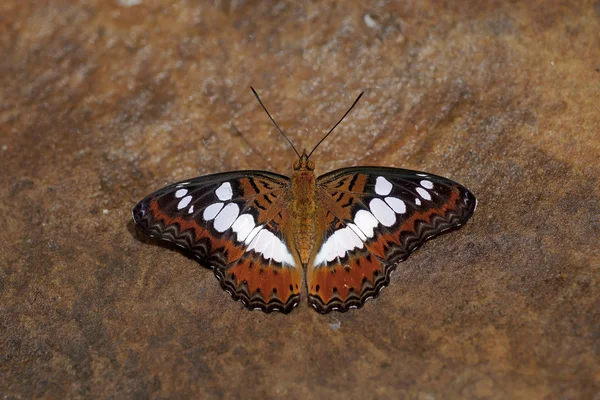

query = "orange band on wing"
[227, 258, 301, 302]
[148, 200, 245, 264]
[397, 187, 461, 234]
[307, 253, 384, 310]
[216, 255, 302, 313]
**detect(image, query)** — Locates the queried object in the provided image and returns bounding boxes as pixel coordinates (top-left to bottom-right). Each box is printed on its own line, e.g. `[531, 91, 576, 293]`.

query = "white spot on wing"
[244, 225, 263, 245]
[416, 187, 432, 201]
[247, 229, 295, 266]
[314, 234, 338, 265]
[175, 189, 188, 198]
[347, 223, 367, 241]
[354, 210, 379, 238]
[177, 195, 192, 210]
[314, 240, 331, 265]
[251, 229, 274, 253]
[333, 233, 347, 258]
[279, 242, 295, 266]
[215, 182, 233, 201]
[375, 176, 393, 196]
[271, 239, 283, 264]
[415, 198, 422, 206]
[420, 180, 434, 189]
[188, 205, 195, 214]
[341, 227, 363, 250]
[231, 214, 255, 242]
[385, 197, 406, 214]
[313, 223, 366, 266]
[416, 173, 428, 177]
[213, 203, 239, 232]
[203, 202, 224, 221]
[262, 235, 275, 263]
[369, 198, 396, 227]
[274, 237, 295, 266]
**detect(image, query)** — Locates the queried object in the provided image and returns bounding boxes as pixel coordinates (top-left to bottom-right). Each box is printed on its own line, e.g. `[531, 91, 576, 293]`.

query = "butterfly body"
[133, 89, 476, 314]
[290, 152, 320, 266]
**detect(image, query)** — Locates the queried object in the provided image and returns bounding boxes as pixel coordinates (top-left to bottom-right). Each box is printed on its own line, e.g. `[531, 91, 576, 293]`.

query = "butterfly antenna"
[308, 91, 364, 159]
[250, 87, 301, 158]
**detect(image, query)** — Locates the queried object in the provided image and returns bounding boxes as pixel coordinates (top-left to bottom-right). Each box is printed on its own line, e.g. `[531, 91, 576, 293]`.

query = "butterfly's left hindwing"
[133, 171, 302, 313]
[308, 167, 476, 313]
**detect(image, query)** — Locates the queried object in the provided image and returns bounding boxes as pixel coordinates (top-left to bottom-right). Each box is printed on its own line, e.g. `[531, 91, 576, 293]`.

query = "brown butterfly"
[133, 88, 476, 314]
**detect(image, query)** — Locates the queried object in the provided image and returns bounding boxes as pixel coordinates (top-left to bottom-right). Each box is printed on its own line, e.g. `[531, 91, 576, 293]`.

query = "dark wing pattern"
[308, 167, 476, 313]
[133, 171, 302, 313]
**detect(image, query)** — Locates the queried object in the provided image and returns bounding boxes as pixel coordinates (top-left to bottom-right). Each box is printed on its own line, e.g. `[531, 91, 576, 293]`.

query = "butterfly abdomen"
[290, 170, 317, 265]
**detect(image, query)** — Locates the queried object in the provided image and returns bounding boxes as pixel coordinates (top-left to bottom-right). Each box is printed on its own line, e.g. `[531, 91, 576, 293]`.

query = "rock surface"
[1, 1, 598, 398]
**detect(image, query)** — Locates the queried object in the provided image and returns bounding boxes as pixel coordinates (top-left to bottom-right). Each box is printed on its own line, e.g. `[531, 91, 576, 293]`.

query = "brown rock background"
[1, 1, 598, 398]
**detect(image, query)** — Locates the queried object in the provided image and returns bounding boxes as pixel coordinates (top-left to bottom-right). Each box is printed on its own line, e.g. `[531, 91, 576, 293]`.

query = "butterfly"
[133, 88, 477, 314]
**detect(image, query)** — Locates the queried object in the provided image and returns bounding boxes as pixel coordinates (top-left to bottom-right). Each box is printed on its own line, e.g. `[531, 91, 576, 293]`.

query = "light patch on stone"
[329, 319, 341, 330]
[363, 14, 380, 30]
[117, 0, 142, 7]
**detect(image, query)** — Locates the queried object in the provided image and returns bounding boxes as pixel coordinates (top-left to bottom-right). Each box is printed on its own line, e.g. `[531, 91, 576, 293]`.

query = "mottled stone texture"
[1, 1, 598, 398]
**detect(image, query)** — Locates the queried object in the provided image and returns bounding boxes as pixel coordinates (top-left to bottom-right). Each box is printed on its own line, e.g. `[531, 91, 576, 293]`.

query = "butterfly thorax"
[290, 153, 317, 265]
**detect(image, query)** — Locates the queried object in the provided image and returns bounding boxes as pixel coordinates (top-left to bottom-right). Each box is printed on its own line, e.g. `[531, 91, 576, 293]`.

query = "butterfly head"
[294, 151, 315, 171]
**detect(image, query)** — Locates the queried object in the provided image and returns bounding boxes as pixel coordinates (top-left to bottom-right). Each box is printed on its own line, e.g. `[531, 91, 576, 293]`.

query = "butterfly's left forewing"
[308, 167, 476, 313]
[133, 171, 302, 313]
